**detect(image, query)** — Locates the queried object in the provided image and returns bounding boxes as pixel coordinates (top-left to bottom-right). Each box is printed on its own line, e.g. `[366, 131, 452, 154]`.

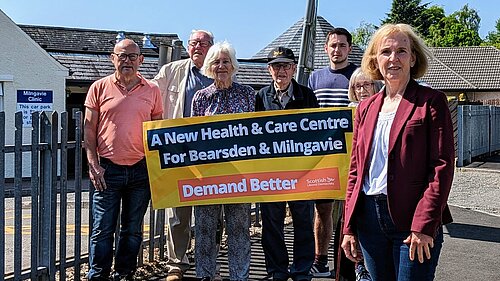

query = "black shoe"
[89, 277, 112, 281]
[112, 272, 134, 281]
[310, 262, 331, 277]
[200, 277, 212, 281]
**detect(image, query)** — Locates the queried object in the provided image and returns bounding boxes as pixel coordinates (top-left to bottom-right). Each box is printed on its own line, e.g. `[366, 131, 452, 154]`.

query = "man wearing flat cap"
[256, 47, 318, 281]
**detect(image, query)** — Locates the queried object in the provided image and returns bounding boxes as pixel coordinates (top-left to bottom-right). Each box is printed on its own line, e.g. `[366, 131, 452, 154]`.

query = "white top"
[363, 110, 396, 195]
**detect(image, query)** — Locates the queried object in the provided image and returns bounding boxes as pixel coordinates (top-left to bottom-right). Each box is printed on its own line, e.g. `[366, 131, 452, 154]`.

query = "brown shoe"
[165, 270, 183, 281]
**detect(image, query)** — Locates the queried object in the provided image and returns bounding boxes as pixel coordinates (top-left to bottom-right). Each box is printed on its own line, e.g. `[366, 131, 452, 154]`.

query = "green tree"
[484, 19, 500, 49]
[352, 21, 378, 50]
[420, 5, 446, 36]
[427, 4, 482, 47]
[427, 17, 482, 47]
[382, 0, 430, 37]
[452, 4, 480, 32]
[383, 1, 483, 46]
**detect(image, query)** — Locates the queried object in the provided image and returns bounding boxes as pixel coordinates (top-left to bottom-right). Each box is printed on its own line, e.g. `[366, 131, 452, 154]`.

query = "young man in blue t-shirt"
[308, 27, 367, 281]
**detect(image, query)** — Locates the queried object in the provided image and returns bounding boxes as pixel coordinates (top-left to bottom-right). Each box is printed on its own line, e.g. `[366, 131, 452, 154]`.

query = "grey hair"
[348, 67, 384, 102]
[190, 29, 214, 45]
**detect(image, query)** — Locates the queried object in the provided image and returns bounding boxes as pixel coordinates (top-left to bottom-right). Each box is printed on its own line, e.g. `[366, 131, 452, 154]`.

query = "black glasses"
[354, 82, 374, 91]
[113, 53, 140, 61]
[188, 40, 211, 47]
[270, 63, 293, 71]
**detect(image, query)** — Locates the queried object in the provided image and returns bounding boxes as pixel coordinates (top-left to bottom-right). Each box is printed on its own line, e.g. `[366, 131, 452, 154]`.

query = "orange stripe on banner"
[178, 168, 340, 202]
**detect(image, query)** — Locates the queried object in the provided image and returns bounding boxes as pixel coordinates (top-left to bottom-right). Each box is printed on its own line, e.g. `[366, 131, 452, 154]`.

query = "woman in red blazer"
[341, 23, 454, 281]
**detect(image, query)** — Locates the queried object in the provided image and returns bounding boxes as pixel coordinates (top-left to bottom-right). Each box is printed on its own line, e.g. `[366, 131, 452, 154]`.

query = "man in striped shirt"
[307, 27, 357, 280]
[308, 27, 357, 107]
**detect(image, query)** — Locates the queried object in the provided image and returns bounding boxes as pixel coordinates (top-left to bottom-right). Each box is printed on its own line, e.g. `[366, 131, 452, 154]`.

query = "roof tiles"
[252, 16, 364, 68]
[423, 46, 500, 90]
[19, 25, 187, 57]
[17, 21, 500, 92]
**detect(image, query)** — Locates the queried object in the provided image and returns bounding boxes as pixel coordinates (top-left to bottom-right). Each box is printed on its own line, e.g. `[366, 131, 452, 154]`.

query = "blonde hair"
[361, 23, 432, 80]
[201, 41, 239, 80]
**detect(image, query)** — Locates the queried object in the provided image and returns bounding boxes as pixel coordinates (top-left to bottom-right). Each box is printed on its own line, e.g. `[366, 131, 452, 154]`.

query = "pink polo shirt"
[84, 73, 163, 165]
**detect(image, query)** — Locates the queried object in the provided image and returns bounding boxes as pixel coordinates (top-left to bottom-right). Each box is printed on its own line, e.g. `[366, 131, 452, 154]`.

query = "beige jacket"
[152, 58, 192, 119]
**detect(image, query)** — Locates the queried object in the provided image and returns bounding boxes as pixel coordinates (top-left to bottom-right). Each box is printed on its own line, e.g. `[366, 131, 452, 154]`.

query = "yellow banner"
[143, 108, 354, 209]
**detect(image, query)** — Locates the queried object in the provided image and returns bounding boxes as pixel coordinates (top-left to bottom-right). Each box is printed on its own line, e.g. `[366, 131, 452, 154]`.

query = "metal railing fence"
[457, 105, 500, 166]
[1, 111, 85, 281]
[1, 110, 260, 281]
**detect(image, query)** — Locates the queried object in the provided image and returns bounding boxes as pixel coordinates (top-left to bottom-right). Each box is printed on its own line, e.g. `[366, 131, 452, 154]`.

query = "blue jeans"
[356, 194, 443, 281]
[88, 158, 151, 279]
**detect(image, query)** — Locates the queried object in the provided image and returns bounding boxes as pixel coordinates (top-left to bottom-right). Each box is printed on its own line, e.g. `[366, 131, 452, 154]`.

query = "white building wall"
[0, 9, 68, 177]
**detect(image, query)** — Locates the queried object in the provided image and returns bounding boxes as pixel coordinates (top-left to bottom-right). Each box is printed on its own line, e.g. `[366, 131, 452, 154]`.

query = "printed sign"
[143, 108, 354, 209]
[16, 90, 53, 127]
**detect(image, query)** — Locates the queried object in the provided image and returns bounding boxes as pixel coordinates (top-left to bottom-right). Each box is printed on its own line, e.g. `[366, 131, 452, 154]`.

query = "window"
[0, 75, 13, 112]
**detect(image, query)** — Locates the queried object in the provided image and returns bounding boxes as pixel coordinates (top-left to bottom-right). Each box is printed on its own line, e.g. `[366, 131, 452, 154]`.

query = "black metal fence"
[0, 111, 86, 280]
[0, 111, 174, 281]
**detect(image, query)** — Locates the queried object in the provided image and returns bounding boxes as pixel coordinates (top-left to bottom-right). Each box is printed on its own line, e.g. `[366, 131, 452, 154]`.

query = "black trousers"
[334, 213, 356, 281]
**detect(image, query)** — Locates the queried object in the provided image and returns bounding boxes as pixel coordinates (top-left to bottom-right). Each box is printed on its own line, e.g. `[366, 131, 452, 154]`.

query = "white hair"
[201, 41, 239, 80]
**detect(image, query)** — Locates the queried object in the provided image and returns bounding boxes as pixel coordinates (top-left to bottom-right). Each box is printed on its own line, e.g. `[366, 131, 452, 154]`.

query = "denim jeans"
[87, 158, 151, 279]
[356, 194, 443, 281]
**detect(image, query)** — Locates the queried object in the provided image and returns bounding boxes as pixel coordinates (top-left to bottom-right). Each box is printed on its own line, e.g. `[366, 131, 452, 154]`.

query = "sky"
[1, 0, 497, 59]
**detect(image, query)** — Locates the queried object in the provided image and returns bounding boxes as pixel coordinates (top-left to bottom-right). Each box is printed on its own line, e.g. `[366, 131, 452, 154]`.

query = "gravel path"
[448, 168, 500, 216]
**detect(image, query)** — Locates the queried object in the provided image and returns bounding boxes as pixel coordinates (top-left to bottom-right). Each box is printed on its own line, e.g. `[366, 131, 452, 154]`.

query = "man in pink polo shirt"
[84, 38, 163, 281]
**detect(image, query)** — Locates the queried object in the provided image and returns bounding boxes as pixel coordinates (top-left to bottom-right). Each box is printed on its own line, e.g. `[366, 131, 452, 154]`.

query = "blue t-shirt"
[308, 63, 357, 107]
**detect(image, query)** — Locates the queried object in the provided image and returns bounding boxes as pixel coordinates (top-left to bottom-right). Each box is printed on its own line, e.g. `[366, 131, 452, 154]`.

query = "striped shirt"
[308, 63, 358, 107]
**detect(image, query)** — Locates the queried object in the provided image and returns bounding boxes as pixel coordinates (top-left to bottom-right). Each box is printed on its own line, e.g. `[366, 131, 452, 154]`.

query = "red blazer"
[344, 79, 454, 238]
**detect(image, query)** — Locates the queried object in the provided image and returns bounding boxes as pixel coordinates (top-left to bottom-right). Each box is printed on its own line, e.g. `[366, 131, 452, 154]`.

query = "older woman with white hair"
[191, 41, 255, 281]
[348, 67, 384, 107]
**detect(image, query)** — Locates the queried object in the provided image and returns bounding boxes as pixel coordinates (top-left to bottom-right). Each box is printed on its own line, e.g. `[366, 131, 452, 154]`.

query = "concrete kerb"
[448, 203, 500, 218]
[456, 167, 500, 174]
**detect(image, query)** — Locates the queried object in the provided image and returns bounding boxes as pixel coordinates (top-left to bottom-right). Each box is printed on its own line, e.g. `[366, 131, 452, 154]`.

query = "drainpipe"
[296, 0, 318, 85]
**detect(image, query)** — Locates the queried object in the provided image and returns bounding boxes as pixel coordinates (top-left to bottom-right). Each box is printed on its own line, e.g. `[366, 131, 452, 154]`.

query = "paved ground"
[149, 154, 500, 281]
[5, 155, 498, 280]
[461, 153, 500, 170]
[436, 206, 500, 280]
[151, 224, 337, 281]
[149, 204, 500, 281]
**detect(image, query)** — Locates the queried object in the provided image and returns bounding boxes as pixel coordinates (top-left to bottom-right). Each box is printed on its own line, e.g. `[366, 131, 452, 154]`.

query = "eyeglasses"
[270, 63, 293, 71]
[113, 53, 140, 61]
[354, 82, 374, 91]
[188, 40, 212, 47]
